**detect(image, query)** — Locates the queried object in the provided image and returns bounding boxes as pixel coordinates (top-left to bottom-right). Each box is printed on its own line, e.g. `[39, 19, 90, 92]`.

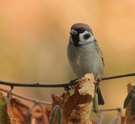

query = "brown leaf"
[52, 73, 95, 124]
[120, 116, 126, 124]
[32, 104, 50, 124]
[125, 83, 135, 124]
[0, 91, 11, 124]
[8, 98, 29, 124]
[127, 83, 133, 92]
[51, 92, 70, 124]
[64, 73, 95, 124]
[51, 94, 63, 107]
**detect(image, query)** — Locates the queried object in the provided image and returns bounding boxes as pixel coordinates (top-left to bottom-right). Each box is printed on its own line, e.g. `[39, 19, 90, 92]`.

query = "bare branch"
[99, 108, 121, 112]
[0, 73, 135, 88]
[102, 73, 135, 80]
[0, 80, 67, 88]
[0, 87, 51, 105]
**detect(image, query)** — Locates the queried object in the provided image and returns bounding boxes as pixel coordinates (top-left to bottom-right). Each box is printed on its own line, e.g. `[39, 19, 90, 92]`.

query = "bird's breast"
[67, 43, 104, 78]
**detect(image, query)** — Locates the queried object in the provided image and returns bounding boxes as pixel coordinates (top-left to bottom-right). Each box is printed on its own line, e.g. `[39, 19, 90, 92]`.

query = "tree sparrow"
[67, 23, 104, 105]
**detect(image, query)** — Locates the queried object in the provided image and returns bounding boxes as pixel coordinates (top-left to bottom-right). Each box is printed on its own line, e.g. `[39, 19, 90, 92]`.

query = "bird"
[67, 23, 104, 105]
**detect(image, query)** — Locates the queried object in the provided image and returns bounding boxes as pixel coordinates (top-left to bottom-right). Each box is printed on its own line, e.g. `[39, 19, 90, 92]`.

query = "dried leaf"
[93, 92, 98, 112]
[26, 108, 32, 124]
[127, 83, 133, 92]
[52, 94, 63, 107]
[49, 105, 62, 124]
[51, 73, 95, 124]
[124, 83, 135, 124]
[131, 94, 135, 115]
[96, 86, 104, 105]
[120, 116, 126, 124]
[64, 73, 95, 124]
[51, 93, 69, 124]
[32, 104, 50, 124]
[0, 91, 11, 124]
[8, 98, 29, 124]
[124, 85, 135, 108]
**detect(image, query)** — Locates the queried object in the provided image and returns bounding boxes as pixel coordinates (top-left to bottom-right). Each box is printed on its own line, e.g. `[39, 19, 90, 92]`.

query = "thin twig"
[102, 73, 135, 80]
[0, 87, 51, 105]
[0, 73, 135, 88]
[0, 80, 68, 87]
[0, 87, 122, 113]
[99, 108, 121, 112]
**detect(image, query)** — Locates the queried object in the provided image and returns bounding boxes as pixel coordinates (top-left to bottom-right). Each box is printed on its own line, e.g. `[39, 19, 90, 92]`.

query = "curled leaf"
[124, 87, 135, 108]
[51, 73, 95, 124]
[32, 104, 49, 124]
[49, 105, 62, 124]
[131, 94, 135, 115]
[0, 91, 11, 124]
[93, 92, 98, 113]
[8, 98, 29, 124]
[64, 73, 95, 124]
[26, 108, 32, 124]
[124, 83, 135, 124]
[96, 86, 104, 105]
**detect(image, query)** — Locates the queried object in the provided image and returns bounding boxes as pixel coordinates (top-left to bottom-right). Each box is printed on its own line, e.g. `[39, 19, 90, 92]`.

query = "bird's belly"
[70, 55, 103, 78]
[67, 44, 104, 79]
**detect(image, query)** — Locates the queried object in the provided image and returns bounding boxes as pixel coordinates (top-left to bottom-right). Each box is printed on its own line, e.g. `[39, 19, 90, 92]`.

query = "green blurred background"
[0, 0, 135, 123]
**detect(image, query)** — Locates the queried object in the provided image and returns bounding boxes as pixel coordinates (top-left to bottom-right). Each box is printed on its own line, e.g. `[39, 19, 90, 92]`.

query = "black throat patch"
[71, 33, 79, 47]
[71, 28, 85, 47]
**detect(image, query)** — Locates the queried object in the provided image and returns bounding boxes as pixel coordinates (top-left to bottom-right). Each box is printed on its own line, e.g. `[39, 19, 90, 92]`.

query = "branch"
[0, 87, 51, 105]
[102, 73, 135, 80]
[0, 80, 67, 88]
[0, 73, 135, 88]
[99, 108, 121, 112]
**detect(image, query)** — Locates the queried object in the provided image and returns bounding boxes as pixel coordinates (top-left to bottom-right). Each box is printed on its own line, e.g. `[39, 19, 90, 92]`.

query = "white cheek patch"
[79, 31, 94, 45]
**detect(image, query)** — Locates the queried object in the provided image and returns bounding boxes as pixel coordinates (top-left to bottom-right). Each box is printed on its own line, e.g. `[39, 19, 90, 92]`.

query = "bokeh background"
[0, 0, 135, 123]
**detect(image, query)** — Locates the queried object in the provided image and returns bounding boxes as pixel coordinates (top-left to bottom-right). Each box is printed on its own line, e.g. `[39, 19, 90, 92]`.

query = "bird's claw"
[64, 78, 78, 91]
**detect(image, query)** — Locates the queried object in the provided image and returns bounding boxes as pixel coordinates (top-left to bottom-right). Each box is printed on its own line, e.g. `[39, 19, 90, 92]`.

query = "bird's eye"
[78, 28, 85, 33]
[83, 33, 90, 40]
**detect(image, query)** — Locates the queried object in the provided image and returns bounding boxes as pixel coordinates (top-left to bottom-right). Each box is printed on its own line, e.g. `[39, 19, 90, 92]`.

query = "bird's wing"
[95, 39, 105, 66]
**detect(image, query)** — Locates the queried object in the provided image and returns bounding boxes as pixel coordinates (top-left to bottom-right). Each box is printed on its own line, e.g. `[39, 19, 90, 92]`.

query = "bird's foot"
[64, 78, 78, 91]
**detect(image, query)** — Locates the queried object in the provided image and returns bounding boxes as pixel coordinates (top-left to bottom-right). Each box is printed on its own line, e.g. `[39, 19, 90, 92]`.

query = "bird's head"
[69, 23, 95, 47]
